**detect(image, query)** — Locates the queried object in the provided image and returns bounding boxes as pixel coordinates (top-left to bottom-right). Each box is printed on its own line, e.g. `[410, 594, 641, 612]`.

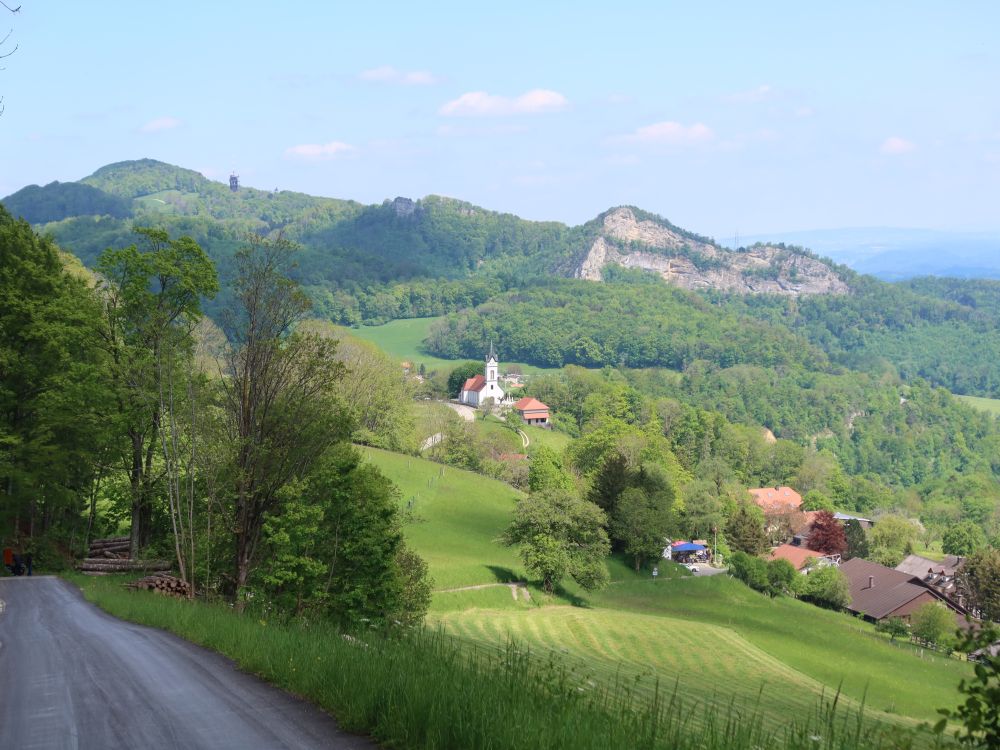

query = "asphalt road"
[0, 576, 377, 750]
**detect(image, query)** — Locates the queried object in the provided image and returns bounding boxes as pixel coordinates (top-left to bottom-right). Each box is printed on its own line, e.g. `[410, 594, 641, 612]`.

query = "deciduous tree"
[501, 489, 610, 594]
[807, 510, 847, 556]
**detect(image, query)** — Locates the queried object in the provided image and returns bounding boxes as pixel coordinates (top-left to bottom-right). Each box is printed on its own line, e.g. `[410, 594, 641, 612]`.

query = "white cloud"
[880, 136, 916, 155]
[284, 141, 356, 160]
[727, 84, 776, 104]
[359, 65, 438, 85]
[439, 89, 568, 117]
[139, 116, 182, 133]
[621, 120, 714, 146]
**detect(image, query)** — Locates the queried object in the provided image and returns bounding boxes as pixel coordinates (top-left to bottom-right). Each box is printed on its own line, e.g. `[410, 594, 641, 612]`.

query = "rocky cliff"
[574, 207, 849, 296]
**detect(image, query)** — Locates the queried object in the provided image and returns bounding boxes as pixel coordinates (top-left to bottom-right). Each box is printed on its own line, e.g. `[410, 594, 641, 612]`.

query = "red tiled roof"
[748, 486, 802, 512]
[769, 544, 820, 571]
[514, 397, 548, 412]
[462, 374, 486, 393]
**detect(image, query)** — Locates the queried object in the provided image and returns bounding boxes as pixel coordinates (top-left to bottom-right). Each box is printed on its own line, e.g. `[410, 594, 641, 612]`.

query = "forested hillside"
[6, 158, 1000, 400]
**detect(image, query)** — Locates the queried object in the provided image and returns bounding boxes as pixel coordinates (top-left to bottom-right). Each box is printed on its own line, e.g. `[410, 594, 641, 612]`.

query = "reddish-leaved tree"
[807, 510, 847, 556]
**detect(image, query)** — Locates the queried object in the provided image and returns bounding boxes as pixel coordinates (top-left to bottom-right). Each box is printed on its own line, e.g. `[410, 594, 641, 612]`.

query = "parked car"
[685, 563, 699, 573]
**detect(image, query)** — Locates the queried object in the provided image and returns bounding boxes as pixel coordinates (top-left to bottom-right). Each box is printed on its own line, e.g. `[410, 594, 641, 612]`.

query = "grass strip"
[67, 574, 948, 750]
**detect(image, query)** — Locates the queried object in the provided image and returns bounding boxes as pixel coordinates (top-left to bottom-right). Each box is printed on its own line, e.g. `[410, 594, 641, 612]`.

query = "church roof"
[486, 341, 498, 362]
[462, 374, 486, 393]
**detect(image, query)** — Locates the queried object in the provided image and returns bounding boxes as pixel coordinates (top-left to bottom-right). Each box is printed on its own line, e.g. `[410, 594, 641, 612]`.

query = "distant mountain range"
[1, 159, 847, 301]
[739, 228, 1000, 281]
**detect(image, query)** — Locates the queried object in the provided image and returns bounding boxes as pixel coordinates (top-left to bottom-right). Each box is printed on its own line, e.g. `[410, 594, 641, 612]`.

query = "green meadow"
[362, 448, 969, 734]
[956, 393, 1000, 416]
[349, 316, 554, 376]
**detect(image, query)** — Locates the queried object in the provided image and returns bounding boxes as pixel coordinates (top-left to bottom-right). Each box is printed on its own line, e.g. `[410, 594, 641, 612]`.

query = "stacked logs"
[126, 572, 191, 598]
[77, 536, 172, 575]
[88, 536, 130, 560]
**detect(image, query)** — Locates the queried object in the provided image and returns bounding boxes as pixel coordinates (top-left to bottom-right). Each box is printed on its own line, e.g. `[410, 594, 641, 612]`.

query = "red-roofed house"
[769, 544, 839, 572]
[748, 486, 803, 513]
[514, 397, 550, 426]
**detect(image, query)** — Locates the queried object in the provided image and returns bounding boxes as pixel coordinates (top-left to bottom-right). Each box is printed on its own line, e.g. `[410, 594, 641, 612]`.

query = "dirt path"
[446, 402, 476, 422]
[436, 581, 532, 602]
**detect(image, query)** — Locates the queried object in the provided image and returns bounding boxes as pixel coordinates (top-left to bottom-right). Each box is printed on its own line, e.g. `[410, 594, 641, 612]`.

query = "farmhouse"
[839, 557, 968, 623]
[895, 554, 967, 608]
[513, 397, 550, 426]
[748, 486, 802, 513]
[459, 343, 505, 408]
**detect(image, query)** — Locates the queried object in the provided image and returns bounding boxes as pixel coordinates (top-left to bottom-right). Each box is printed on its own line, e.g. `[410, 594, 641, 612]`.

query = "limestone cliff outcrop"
[574, 207, 849, 296]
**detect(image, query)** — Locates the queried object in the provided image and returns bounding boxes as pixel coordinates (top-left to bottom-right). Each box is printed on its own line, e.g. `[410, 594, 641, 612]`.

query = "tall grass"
[69, 574, 947, 750]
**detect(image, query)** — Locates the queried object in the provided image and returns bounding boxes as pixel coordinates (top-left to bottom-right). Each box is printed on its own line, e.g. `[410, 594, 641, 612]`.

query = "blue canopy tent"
[672, 543, 706, 553]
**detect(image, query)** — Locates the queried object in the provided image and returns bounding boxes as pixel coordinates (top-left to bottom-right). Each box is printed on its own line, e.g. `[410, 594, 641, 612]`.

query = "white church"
[459, 343, 505, 408]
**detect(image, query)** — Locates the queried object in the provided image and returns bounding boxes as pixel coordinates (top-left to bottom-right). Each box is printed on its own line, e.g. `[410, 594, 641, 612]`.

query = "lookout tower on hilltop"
[229, 172, 239, 192]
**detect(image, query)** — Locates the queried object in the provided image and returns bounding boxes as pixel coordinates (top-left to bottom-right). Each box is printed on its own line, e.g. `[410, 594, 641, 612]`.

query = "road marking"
[0, 597, 5, 614]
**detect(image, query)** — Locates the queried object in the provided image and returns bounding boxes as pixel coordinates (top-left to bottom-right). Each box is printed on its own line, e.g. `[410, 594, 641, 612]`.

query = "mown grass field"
[362, 447, 526, 589]
[362, 448, 969, 734]
[956, 393, 1000, 416]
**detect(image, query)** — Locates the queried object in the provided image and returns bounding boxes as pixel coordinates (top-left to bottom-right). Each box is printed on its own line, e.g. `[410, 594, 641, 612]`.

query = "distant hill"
[1, 159, 849, 302]
[739, 227, 1000, 281]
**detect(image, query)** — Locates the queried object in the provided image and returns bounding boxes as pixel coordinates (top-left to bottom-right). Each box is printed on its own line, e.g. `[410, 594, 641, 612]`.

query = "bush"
[910, 602, 956, 650]
[875, 617, 909, 641]
[802, 566, 851, 609]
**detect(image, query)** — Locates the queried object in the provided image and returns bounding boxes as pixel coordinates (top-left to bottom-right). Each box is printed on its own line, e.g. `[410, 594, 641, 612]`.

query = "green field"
[349, 316, 554, 377]
[362, 448, 969, 734]
[956, 393, 1000, 416]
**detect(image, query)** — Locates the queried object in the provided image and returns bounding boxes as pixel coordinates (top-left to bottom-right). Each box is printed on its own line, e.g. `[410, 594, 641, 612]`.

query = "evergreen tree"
[843, 519, 869, 561]
[725, 503, 768, 556]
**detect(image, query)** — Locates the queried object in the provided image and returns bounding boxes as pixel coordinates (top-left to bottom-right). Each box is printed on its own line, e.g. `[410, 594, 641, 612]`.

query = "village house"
[513, 397, 550, 426]
[459, 344, 505, 408]
[769, 543, 840, 572]
[838, 557, 969, 624]
[895, 554, 968, 610]
[748, 486, 803, 513]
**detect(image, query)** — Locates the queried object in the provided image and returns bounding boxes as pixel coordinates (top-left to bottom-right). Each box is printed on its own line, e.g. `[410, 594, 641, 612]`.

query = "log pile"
[77, 535, 172, 574]
[77, 558, 172, 573]
[126, 572, 191, 598]
[87, 536, 130, 560]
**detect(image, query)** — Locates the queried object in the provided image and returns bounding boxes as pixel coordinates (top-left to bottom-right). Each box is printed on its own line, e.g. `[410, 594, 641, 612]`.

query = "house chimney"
[868, 575, 874, 589]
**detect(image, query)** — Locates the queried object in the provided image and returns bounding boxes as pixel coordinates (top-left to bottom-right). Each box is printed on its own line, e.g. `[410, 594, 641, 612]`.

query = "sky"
[1, 1, 998, 239]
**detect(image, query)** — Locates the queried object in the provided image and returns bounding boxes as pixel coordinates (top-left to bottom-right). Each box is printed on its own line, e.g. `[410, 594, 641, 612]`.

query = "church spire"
[486, 340, 497, 362]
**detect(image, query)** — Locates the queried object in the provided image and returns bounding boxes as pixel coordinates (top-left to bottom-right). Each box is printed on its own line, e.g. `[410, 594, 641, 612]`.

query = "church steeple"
[486, 340, 497, 363]
[485, 341, 499, 388]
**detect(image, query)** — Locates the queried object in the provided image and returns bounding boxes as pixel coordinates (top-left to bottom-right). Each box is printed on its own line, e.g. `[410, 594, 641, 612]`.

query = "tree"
[97, 227, 218, 556]
[959, 549, 1000, 622]
[0, 206, 109, 545]
[934, 624, 1000, 750]
[0, 2, 19, 116]
[728, 551, 769, 593]
[911, 602, 956, 648]
[767, 558, 798, 596]
[527, 445, 573, 494]
[220, 234, 350, 599]
[802, 566, 851, 609]
[875, 617, 909, 641]
[801, 489, 834, 512]
[943, 521, 988, 556]
[500, 489, 610, 594]
[843, 519, 869, 561]
[611, 486, 673, 572]
[807, 510, 847, 556]
[725, 503, 768, 556]
[447, 361, 482, 397]
[868, 514, 920, 569]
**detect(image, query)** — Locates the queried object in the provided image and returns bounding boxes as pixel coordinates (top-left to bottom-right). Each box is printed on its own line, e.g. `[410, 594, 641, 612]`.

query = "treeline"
[0, 206, 430, 627]
[424, 280, 831, 370]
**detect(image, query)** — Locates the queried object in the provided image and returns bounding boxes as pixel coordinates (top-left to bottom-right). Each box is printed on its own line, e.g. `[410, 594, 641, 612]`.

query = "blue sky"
[2, 1, 998, 238]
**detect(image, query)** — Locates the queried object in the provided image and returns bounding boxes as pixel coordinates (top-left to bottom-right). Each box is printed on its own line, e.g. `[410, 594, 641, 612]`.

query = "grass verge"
[66, 573, 943, 750]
